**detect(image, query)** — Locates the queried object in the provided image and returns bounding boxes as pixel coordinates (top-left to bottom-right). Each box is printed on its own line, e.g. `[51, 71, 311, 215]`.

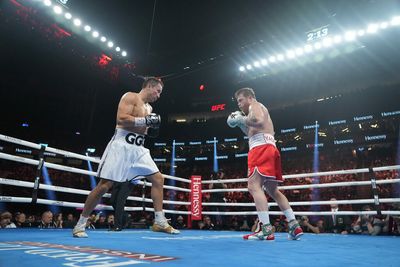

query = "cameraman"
[352, 205, 383, 235]
[299, 216, 324, 234]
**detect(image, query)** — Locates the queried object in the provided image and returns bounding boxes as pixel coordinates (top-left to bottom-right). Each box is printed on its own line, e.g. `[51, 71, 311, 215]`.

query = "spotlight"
[277, 54, 284, 61]
[380, 22, 389, 29]
[121, 51, 127, 57]
[344, 31, 356, 41]
[295, 48, 304, 56]
[286, 50, 296, 59]
[239, 66, 245, 71]
[73, 18, 81, 27]
[261, 59, 267, 65]
[333, 35, 342, 43]
[84, 25, 91, 32]
[391, 16, 400, 26]
[64, 13, 72, 20]
[107, 41, 114, 48]
[304, 44, 313, 53]
[367, 23, 378, 33]
[268, 56, 276, 63]
[92, 31, 99, 38]
[322, 37, 332, 47]
[100, 36, 107, 42]
[314, 42, 322, 49]
[253, 61, 260, 67]
[115, 47, 121, 52]
[43, 0, 51, 7]
[53, 5, 62, 14]
[357, 30, 365, 36]
[246, 64, 252, 70]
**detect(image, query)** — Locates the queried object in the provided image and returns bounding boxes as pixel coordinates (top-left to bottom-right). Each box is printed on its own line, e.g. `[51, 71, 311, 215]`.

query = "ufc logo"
[125, 133, 145, 146]
[211, 104, 225, 111]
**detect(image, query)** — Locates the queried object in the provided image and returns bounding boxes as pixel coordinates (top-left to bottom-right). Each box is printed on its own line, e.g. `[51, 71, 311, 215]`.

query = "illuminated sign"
[365, 135, 386, 141]
[281, 146, 297, 152]
[224, 138, 237, 142]
[174, 158, 187, 162]
[334, 139, 354, 145]
[216, 155, 228, 159]
[15, 148, 32, 154]
[189, 141, 202, 145]
[211, 104, 226, 112]
[174, 142, 185, 146]
[206, 140, 218, 144]
[281, 128, 296, 133]
[354, 115, 373, 121]
[381, 110, 400, 117]
[154, 158, 167, 162]
[329, 120, 346, 125]
[307, 25, 329, 42]
[235, 153, 248, 158]
[195, 157, 208, 161]
[154, 143, 167, 146]
[304, 124, 319, 130]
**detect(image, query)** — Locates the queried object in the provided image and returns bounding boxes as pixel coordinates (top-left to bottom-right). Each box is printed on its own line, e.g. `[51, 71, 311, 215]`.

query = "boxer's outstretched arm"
[245, 102, 265, 128]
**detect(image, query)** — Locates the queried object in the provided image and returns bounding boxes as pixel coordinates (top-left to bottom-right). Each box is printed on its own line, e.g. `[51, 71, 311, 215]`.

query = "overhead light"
[246, 64, 252, 70]
[295, 48, 304, 56]
[304, 44, 313, 53]
[253, 61, 260, 67]
[121, 51, 127, 57]
[390, 16, 400, 26]
[268, 56, 276, 63]
[261, 59, 268, 65]
[100, 36, 107, 42]
[43, 0, 52, 7]
[322, 37, 333, 47]
[64, 12, 72, 20]
[53, 5, 62, 14]
[357, 30, 365, 36]
[92, 31, 99, 38]
[84, 25, 91, 32]
[333, 35, 342, 43]
[73, 18, 82, 27]
[366, 23, 378, 33]
[286, 50, 296, 59]
[380, 22, 389, 29]
[176, 119, 186, 123]
[115, 47, 121, 52]
[107, 41, 114, 48]
[314, 42, 322, 49]
[344, 31, 356, 41]
[239, 66, 245, 71]
[277, 54, 284, 61]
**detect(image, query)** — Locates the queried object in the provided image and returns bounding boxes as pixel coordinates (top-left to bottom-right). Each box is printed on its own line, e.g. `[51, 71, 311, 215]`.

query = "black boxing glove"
[147, 127, 159, 138]
[134, 113, 161, 128]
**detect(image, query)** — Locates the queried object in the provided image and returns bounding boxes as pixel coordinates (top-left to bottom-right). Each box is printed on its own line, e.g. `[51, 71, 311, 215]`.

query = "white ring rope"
[0, 134, 100, 163]
[203, 179, 400, 193]
[1, 177, 399, 208]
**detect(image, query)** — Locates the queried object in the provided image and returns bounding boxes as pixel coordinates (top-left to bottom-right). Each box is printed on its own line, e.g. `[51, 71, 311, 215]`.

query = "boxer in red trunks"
[227, 87, 303, 241]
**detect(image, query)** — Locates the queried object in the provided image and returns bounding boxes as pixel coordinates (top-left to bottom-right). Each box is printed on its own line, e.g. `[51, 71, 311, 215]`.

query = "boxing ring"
[1, 134, 400, 267]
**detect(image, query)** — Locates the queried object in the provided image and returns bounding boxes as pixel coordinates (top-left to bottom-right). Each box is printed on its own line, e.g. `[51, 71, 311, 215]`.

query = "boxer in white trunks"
[73, 77, 179, 237]
[227, 87, 303, 240]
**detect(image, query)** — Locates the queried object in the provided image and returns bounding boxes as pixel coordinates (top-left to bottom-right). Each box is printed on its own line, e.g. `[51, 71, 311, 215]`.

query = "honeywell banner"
[190, 175, 202, 220]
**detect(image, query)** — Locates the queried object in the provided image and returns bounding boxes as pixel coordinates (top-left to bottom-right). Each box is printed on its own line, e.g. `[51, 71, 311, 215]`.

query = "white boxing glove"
[227, 111, 248, 135]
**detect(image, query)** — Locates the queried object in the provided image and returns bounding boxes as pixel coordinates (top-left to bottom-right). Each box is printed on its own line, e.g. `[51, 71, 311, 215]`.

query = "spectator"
[55, 213, 63, 228]
[208, 169, 228, 229]
[299, 216, 324, 234]
[174, 216, 187, 229]
[38, 211, 57, 228]
[352, 205, 383, 235]
[14, 212, 27, 228]
[202, 216, 215, 230]
[1, 211, 16, 228]
[63, 213, 76, 229]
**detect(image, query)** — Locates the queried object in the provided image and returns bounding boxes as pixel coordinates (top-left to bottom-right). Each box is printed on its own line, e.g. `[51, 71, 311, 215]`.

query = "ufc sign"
[211, 104, 226, 112]
[190, 175, 202, 220]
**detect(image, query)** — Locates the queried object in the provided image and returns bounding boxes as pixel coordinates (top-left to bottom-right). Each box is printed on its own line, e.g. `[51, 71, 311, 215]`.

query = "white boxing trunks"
[97, 128, 159, 182]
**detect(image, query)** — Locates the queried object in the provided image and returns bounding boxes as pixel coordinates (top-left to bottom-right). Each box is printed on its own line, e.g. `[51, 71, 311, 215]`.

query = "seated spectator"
[1, 211, 16, 228]
[299, 216, 324, 234]
[174, 216, 187, 229]
[202, 216, 215, 230]
[38, 211, 57, 228]
[14, 212, 27, 228]
[95, 214, 108, 229]
[352, 205, 383, 235]
[55, 213, 63, 228]
[63, 213, 76, 229]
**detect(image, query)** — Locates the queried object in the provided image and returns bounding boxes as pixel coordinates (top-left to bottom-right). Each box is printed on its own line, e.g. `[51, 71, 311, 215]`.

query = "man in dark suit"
[324, 198, 351, 234]
[109, 180, 136, 231]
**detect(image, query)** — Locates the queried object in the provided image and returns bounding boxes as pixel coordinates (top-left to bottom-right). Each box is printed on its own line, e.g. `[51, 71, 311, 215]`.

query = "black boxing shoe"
[109, 227, 122, 231]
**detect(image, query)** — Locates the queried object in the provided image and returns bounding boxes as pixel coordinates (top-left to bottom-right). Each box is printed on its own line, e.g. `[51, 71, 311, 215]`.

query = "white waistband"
[114, 128, 145, 146]
[249, 133, 276, 150]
